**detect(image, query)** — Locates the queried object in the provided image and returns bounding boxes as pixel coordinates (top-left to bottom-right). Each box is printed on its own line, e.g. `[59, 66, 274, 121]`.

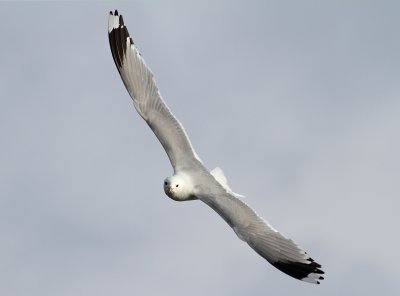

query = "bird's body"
[108, 10, 324, 284]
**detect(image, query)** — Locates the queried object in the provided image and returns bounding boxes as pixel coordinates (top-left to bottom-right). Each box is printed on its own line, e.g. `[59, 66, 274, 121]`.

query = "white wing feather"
[108, 11, 202, 171]
[199, 190, 324, 284]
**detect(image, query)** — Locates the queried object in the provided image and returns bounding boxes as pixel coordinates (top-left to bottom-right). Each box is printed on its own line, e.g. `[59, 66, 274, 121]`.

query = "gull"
[108, 10, 324, 284]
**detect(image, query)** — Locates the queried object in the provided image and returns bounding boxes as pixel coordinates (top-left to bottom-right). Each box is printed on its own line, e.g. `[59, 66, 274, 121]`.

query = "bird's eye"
[164, 181, 168, 185]
[176, 184, 179, 187]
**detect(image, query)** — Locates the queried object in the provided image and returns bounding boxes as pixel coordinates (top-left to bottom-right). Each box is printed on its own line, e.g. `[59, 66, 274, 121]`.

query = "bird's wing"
[108, 10, 202, 171]
[198, 190, 324, 284]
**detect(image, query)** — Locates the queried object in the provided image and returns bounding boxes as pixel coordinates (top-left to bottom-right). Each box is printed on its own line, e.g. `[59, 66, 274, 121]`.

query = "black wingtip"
[108, 9, 131, 69]
[272, 259, 324, 283]
[110, 10, 119, 17]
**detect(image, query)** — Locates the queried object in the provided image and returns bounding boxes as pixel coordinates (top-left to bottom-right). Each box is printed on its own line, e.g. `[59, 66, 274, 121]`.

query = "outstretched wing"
[108, 10, 202, 171]
[198, 189, 324, 284]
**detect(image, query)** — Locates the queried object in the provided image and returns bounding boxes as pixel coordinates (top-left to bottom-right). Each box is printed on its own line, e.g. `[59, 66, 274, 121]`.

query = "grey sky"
[1, 1, 399, 295]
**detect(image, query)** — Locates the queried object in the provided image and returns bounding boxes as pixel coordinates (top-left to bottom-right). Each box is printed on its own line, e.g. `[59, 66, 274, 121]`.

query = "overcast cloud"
[1, 1, 399, 295]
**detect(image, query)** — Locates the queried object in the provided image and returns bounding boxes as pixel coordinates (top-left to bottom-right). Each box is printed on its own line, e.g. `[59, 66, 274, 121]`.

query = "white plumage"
[108, 10, 324, 284]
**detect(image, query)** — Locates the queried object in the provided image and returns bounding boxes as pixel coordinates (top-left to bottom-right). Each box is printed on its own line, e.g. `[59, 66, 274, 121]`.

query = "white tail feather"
[210, 167, 245, 198]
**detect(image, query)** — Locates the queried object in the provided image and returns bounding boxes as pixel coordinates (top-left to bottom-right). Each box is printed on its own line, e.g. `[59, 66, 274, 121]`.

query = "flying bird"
[108, 10, 324, 284]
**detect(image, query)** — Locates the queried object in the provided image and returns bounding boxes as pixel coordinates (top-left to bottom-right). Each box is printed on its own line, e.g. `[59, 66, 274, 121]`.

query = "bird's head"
[163, 173, 196, 201]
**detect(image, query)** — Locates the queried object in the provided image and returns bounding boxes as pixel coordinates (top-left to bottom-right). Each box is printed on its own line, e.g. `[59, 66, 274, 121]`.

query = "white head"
[163, 173, 196, 201]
